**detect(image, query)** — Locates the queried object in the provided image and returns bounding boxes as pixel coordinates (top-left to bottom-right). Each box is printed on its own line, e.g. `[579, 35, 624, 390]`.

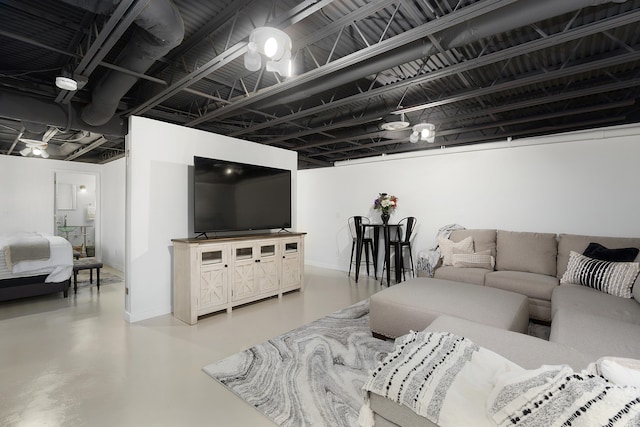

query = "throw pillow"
[438, 236, 473, 266]
[561, 251, 640, 298]
[583, 242, 640, 262]
[452, 249, 495, 270]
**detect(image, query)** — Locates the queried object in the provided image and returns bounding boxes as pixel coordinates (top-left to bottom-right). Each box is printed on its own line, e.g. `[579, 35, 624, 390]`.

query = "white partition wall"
[125, 116, 297, 322]
[298, 124, 640, 272]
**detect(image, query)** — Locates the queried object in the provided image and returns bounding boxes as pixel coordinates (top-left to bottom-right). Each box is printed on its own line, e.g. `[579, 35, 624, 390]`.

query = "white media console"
[171, 232, 305, 324]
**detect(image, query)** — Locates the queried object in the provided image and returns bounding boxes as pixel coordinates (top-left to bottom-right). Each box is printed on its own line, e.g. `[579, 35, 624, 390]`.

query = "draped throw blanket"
[488, 365, 640, 427]
[360, 331, 640, 427]
[416, 224, 465, 277]
[3, 233, 51, 270]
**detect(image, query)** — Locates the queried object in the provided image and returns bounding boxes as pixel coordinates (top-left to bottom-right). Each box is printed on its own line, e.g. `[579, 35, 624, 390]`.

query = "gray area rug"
[203, 299, 394, 427]
[203, 299, 552, 426]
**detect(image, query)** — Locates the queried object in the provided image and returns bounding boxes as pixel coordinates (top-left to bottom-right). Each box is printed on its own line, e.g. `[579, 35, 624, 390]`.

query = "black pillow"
[583, 242, 639, 262]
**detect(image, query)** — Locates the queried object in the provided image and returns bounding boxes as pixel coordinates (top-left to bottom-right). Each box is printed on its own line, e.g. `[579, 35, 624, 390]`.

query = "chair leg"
[369, 241, 378, 279]
[408, 246, 415, 278]
[364, 241, 370, 277]
[348, 241, 355, 277]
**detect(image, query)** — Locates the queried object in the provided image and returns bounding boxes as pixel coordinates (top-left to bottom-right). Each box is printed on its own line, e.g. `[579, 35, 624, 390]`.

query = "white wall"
[125, 116, 298, 322]
[298, 124, 640, 272]
[102, 158, 126, 271]
[0, 155, 100, 235]
[0, 154, 126, 271]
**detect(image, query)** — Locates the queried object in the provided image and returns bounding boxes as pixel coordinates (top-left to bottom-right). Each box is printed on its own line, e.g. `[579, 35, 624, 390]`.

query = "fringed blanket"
[360, 331, 523, 427]
[488, 365, 640, 427]
[360, 331, 640, 427]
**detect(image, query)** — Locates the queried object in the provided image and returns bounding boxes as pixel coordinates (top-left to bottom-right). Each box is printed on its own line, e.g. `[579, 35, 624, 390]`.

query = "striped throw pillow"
[561, 251, 640, 298]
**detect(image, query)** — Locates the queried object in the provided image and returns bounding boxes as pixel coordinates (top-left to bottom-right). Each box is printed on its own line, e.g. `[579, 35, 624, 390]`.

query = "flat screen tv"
[193, 156, 292, 233]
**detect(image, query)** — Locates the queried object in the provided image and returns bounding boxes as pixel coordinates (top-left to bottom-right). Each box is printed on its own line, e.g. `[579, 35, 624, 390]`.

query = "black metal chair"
[384, 216, 417, 282]
[348, 216, 376, 282]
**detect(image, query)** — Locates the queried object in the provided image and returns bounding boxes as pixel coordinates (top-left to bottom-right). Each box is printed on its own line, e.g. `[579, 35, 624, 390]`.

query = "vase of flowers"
[373, 193, 397, 224]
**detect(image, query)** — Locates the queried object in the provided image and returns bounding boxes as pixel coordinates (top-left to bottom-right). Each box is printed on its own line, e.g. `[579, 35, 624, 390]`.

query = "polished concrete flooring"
[0, 266, 383, 427]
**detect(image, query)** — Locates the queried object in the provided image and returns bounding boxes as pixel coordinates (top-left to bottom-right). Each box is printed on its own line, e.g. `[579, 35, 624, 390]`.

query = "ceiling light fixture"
[19, 140, 50, 158]
[409, 123, 436, 143]
[55, 76, 78, 91]
[380, 113, 410, 131]
[244, 27, 293, 77]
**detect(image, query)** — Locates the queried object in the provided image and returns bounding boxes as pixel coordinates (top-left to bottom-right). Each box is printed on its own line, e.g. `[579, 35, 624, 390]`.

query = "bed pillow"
[452, 249, 495, 270]
[438, 236, 473, 266]
[583, 242, 639, 262]
[561, 251, 640, 298]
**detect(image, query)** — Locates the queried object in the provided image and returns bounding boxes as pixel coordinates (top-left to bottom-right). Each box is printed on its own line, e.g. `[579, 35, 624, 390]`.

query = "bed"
[0, 232, 73, 301]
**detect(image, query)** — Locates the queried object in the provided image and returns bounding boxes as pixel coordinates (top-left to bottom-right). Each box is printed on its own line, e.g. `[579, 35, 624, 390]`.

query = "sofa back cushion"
[557, 234, 640, 302]
[496, 230, 558, 276]
[449, 229, 497, 258]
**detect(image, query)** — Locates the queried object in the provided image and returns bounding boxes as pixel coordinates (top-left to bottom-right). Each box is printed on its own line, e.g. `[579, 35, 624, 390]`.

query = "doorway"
[54, 172, 99, 259]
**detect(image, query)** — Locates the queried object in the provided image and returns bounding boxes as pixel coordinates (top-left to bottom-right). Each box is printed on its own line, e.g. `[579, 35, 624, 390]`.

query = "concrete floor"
[0, 266, 383, 427]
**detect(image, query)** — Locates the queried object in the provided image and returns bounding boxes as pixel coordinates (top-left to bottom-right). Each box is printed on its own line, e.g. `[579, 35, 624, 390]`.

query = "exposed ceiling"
[1, 0, 639, 168]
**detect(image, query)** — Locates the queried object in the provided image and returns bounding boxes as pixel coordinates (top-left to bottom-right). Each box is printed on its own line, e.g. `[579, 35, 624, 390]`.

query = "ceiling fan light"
[409, 132, 419, 143]
[40, 149, 50, 159]
[32, 147, 41, 156]
[55, 76, 78, 91]
[20, 147, 32, 156]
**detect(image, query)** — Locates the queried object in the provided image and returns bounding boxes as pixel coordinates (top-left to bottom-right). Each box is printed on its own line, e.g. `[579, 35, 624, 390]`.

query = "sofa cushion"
[584, 242, 640, 262]
[551, 283, 640, 324]
[427, 316, 594, 370]
[434, 265, 489, 286]
[561, 251, 639, 298]
[550, 308, 640, 360]
[452, 249, 495, 270]
[449, 229, 496, 257]
[495, 230, 557, 276]
[438, 236, 473, 266]
[557, 234, 640, 278]
[485, 270, 559, 302]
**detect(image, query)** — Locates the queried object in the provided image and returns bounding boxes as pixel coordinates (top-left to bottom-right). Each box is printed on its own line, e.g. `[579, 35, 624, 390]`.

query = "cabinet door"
[198, 246, 228, 312]
[232, 244, 257, 301]
[256, 242, 279, 294]
[281, 238, 302, 290]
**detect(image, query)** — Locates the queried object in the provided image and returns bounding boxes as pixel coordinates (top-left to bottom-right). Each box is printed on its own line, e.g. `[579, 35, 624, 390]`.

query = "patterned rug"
[74, 270, 123, 288]
[202, 299, 394, 427]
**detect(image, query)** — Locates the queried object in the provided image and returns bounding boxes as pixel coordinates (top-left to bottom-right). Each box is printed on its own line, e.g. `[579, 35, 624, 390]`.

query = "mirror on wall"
[54, 172, 99, 258]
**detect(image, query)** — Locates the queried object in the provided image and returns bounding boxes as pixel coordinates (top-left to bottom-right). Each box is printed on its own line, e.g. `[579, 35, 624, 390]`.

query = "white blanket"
[361, 331, 640, 427]
[360, 331, 523, 427]
[0, 232, 73, 283]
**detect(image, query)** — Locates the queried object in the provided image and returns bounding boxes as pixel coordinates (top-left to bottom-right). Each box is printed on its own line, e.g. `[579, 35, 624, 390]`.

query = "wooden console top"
[172, 231, 306, 244]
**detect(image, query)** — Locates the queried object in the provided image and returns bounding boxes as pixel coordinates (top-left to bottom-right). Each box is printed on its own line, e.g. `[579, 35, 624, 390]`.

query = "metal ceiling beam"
[64, 136, 108, 161]
[127, 0, 341, 117]
[298, 79, 640, 153]
[56, 0, 143, 104]
[186, 0, 518, 126]
[230, 9, 640, 138]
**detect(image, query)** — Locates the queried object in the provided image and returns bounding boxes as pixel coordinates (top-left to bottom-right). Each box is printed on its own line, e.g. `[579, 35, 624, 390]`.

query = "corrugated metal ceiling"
[0, 0, 639, 167]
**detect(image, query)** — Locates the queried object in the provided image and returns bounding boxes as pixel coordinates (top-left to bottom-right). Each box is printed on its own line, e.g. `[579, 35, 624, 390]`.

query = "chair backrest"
[396, 217, 417, 242]
[348, 216, 370, 239]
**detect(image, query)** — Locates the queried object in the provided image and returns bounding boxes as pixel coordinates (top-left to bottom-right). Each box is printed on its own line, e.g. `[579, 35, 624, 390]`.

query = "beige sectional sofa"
[367, 230, 640, 427]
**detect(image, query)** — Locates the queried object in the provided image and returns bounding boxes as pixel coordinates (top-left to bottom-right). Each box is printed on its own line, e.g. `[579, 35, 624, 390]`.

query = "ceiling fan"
[19, 127, 59, 158]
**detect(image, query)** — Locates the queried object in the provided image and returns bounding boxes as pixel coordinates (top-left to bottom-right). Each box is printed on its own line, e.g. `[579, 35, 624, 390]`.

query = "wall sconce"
[244, 27, 292, 77]
[409, 123, 436, 143]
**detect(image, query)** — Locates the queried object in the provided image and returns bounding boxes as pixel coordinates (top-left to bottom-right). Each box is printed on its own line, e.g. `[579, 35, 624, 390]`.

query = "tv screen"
[193, 156, 292, 233]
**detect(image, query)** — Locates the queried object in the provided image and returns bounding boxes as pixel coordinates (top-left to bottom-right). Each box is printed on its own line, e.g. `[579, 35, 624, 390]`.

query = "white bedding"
[0, 232, 73, 283]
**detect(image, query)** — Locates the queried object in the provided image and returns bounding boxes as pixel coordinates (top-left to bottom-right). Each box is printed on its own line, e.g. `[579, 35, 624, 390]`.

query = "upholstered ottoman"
[370, 277, 529, 338]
